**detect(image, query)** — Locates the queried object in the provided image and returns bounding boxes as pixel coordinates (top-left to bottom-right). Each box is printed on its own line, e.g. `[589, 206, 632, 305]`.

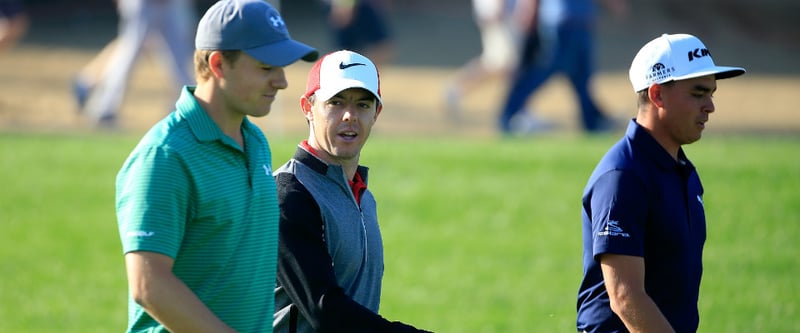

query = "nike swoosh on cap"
[339, 62, 366, 70]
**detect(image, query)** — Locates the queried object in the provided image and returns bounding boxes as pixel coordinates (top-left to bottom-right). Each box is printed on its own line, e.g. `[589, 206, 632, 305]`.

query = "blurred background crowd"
[1, 0, 798, 135]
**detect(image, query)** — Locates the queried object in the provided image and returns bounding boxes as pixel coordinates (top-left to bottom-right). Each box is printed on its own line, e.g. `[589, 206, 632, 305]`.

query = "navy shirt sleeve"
[588, 169, 649, 259]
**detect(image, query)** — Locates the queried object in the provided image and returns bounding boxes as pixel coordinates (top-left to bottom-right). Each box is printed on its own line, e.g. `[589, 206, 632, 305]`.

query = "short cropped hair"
[637, 81, 675, 107]
[194, 50, 242, 82]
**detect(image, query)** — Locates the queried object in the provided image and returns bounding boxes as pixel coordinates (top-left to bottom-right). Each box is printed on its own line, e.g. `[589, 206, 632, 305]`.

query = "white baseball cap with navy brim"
[628, 33, 745, 92]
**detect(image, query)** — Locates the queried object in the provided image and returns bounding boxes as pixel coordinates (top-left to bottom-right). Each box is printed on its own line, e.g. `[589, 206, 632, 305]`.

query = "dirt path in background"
[4, 0, 800, 137]
[1, 45, 798, 138]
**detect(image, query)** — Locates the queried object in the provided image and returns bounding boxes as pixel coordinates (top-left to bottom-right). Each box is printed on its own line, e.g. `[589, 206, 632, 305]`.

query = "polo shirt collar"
[294, 142, 370, 184]
[627, 119, 691, 170]
[175, 86, 256, 146]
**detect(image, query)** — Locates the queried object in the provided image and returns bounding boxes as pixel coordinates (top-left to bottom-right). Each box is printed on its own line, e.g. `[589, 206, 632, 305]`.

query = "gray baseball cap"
[195, 0, 318, 67]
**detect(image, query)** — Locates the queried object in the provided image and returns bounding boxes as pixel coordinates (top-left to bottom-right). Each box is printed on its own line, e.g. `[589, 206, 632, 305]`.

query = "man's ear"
[208, 51, 225, 78]
[300, 96, 313, 121]
[648, 83, 665, 108]
[375, 103, 383, 120]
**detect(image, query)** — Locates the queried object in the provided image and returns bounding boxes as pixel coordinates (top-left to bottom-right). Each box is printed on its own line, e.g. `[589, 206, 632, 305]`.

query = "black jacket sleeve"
[275, 172, 432, 333]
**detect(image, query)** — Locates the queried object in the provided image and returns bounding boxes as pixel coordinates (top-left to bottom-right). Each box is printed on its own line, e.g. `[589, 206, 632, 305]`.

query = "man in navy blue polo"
[576, 33, 745, 333]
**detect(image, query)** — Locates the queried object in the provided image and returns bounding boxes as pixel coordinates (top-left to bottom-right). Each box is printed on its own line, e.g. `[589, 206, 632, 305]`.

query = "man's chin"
[251, 108, 272, 118]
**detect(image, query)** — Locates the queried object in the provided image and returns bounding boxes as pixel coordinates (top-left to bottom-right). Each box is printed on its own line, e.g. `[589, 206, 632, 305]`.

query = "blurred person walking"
[115, 0, 317, 331]
[79, 0, 198, 126]
[443, 0, 534, 121]
[0, 0, 28, 53]
[272, 50, 432, 333]
[577, 33, 745, 332]
[322, 0, 394, 69]
[72, 38, 118, 109]
[498, 0, 627, 134]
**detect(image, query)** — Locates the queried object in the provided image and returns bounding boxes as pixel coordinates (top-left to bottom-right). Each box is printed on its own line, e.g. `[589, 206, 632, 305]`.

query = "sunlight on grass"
[1, 133, 798, 332]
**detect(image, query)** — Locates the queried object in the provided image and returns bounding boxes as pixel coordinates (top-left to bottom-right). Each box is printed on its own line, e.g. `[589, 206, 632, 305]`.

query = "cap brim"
[244, 39, 319, 67]
[673, 66, 746, 82]
[316, 79, 382, 105]
[714, 67, 746, 80]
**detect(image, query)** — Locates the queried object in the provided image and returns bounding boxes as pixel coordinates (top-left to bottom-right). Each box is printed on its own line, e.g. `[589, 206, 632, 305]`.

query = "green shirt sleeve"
[117, 144, 190, 259]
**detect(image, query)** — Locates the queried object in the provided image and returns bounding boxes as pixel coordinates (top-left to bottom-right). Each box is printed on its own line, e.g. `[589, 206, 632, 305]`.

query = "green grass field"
[1, 131, 798, 332]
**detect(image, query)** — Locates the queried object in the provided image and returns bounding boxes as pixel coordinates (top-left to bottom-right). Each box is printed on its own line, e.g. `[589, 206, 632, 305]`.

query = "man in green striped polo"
[115, 1, 317, 332]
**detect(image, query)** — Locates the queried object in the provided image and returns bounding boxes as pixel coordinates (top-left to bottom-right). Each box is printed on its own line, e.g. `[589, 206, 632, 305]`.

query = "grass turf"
[1, 132, 797, 332]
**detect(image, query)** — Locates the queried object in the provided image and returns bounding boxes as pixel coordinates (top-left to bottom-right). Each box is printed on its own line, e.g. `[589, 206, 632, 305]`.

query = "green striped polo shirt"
[116, 86, 279, 332]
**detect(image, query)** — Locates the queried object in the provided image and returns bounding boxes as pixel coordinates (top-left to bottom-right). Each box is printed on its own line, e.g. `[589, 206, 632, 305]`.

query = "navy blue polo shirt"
[577, 120, 707, 333]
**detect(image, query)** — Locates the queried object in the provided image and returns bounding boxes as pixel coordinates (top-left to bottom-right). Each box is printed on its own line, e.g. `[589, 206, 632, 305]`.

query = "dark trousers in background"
[499, 20, 606, 133]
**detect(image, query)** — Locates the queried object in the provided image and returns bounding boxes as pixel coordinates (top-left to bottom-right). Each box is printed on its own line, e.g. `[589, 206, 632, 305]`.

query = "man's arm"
[125, 251, 236, 333]
[328, 0, 356, 28]
[513, 0, 538, 34]
[599, 254, 675, 333]
[275, 172, 430, 333]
